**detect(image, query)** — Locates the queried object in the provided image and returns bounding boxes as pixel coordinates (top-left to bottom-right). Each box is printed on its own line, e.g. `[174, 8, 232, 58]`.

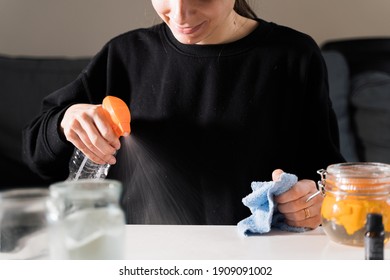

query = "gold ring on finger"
[303, 207, 311, 219]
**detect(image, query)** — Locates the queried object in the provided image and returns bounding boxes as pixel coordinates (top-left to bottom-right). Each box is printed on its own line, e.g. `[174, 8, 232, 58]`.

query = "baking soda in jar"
[49, 179, 126, 259]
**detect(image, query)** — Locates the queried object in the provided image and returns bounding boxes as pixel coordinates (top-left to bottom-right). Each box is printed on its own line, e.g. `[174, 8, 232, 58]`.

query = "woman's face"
[151, 0, 236, 45]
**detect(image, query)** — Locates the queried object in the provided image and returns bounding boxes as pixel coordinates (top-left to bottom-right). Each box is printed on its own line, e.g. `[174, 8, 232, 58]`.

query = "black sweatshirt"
[22, 19, 344, 225]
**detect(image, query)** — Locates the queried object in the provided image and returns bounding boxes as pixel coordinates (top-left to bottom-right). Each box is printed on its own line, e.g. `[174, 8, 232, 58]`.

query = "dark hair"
[234, 0, 257, 19]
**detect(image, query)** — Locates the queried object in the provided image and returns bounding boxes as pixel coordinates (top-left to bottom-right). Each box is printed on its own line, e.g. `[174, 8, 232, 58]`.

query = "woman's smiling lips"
[173, 21, 205, 35]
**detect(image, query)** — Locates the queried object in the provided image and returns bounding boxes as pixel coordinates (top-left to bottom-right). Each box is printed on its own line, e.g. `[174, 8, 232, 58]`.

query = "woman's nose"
[172, 0, 194, 23]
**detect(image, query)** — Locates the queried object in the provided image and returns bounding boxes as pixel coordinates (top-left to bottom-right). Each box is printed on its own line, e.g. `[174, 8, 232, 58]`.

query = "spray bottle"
[67, 96, 131, 180]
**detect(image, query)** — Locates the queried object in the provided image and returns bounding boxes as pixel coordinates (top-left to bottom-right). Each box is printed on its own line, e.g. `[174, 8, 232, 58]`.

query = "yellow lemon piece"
[322, 195, 390, 236]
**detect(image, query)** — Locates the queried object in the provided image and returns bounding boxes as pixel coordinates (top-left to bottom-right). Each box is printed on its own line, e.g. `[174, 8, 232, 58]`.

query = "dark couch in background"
[0, 55, 90, 188]
[322, 38, 390, 163]
[1, 38, 390, 188]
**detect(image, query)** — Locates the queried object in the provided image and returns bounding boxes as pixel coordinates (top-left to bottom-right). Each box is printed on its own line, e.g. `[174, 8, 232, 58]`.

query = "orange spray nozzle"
[102, 96, 131, 137]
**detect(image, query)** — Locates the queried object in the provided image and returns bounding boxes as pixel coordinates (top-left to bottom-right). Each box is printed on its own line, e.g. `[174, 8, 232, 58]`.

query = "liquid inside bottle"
[67, 148, 110, 180]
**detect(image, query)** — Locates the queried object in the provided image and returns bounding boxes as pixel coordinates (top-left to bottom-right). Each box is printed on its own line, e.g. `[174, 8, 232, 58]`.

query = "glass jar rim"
[0, 188, 50, 209]
[326, 162, 390, 178]
[0, 188, 49, 200]
[323, 162, 390, 193]
[49, 179, 122, 201]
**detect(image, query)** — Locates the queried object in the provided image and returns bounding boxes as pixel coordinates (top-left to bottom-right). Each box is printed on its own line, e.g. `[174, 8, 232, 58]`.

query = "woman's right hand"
[60, 104, 121, 165]
[272, 169, 323, 229]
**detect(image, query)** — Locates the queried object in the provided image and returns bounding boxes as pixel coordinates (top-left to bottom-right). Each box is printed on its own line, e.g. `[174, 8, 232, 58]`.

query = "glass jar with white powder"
[49, 179, 125, 259]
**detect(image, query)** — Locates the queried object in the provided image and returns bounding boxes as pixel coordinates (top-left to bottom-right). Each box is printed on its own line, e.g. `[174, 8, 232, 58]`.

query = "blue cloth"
[237, 172, 308, 236]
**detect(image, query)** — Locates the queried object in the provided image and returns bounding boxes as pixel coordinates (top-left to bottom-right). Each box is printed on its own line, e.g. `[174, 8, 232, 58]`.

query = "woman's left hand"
[272, 169, 323, 229]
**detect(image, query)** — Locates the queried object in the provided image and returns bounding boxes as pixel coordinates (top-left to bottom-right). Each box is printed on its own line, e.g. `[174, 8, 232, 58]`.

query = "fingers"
[69, 133, 112, 165]
[61, 104, 120, 164]
[272, 169, 284, 181]
[271, 171, 323, 229]
[86, 107, 121, 152]
[276, 189, 323, 215]
[75, 115, 117, 165]
[274, 179, 314, 204]
[281, 196, 323, 229]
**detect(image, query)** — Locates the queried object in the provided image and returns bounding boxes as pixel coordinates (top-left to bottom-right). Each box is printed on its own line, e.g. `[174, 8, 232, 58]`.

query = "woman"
[23, 0, 344, 228]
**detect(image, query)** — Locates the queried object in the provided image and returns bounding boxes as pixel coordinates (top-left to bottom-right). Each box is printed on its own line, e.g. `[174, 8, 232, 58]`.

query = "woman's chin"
[170, 33, 197, 44]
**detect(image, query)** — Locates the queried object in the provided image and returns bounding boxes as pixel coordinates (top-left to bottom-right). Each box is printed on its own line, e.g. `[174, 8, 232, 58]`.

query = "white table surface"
[123, 225, 390, 260]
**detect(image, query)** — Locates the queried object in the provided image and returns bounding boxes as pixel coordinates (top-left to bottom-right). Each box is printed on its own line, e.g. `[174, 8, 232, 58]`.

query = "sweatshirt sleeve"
[295, 41, 345, 180]
[22, 45, 111, 181]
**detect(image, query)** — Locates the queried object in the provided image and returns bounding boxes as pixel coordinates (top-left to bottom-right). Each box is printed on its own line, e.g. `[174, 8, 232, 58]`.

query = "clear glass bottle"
[49, 179, 126, 260]
[318, 162, 390, 246]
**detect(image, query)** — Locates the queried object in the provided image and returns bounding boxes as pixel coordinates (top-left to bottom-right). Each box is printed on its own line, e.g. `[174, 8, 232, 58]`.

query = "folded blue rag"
[237, 172, 309, 236]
